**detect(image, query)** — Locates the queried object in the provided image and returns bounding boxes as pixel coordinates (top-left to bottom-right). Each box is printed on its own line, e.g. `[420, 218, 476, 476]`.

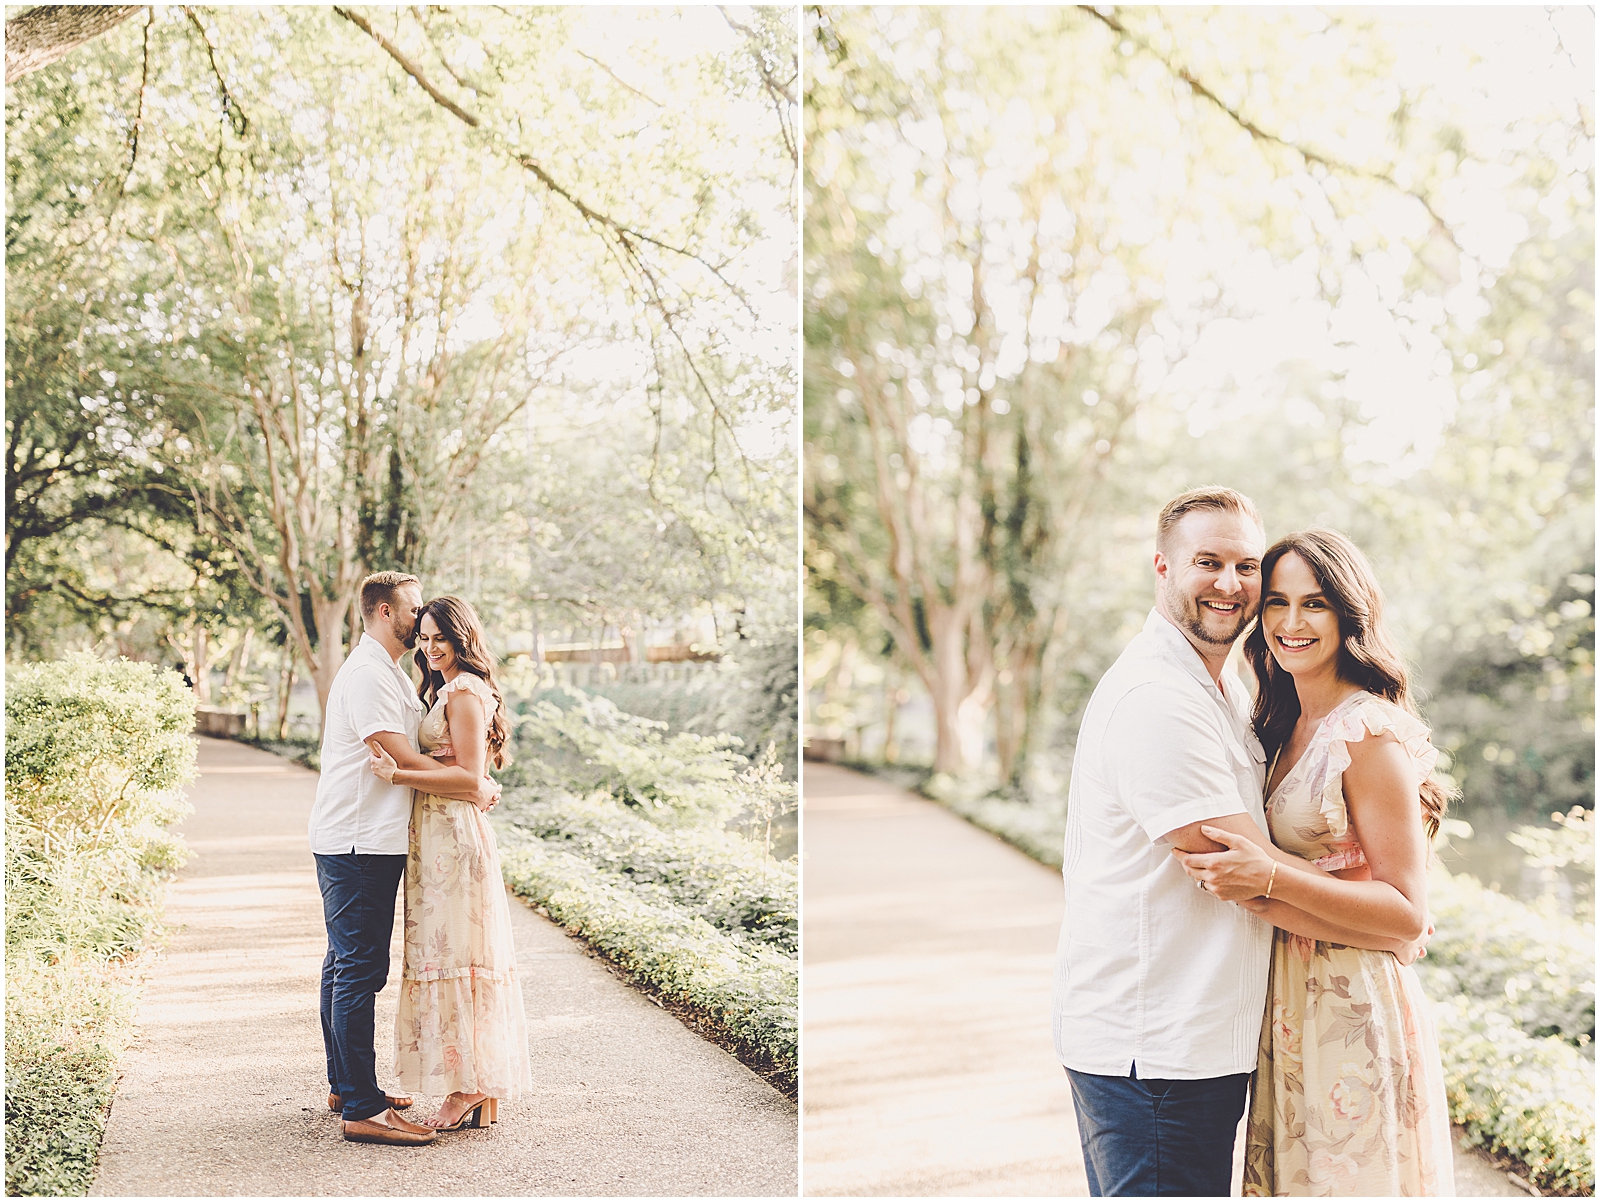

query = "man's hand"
[473, 774, 501, 814]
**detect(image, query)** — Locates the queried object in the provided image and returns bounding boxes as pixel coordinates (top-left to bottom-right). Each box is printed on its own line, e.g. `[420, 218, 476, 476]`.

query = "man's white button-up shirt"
[308, 633, 424, 856]
[1051, 608, 1271, 1080]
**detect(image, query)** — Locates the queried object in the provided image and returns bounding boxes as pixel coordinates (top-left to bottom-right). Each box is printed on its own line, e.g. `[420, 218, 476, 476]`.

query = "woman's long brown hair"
[1242, 528, 1452, 838]
[412, 595, 511, 770]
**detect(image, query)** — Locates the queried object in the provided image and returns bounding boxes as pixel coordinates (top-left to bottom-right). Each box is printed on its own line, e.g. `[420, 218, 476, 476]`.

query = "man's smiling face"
[1155, 509, 1265, 650]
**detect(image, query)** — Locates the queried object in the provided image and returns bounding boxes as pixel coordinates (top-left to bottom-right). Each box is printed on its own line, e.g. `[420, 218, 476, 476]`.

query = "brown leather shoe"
[329, 1091, 413, 1111]
[341, 1108, 436, 1146]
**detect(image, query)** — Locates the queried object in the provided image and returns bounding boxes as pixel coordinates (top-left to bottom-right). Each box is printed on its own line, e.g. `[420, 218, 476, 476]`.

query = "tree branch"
[332, 5, 480, 127]
[5, 4, 141, 84]
[1079, 5, 1461, 250]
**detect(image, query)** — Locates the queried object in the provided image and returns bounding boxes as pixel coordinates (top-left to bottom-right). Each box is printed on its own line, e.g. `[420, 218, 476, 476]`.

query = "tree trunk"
[927, 612, 985, 773]
[192, 627, 210, 703]
[275, 644, 296, 741]
[5, 5, 141, 84]
[308, 596, 351, 734]
[882, 677, 900, 764]
[223, 625, 255, 694]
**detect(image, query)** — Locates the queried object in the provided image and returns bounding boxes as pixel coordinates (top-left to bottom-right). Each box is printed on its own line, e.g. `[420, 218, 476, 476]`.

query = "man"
[1050, 487, 1272, 1196]
[307, 570, 501, 1147]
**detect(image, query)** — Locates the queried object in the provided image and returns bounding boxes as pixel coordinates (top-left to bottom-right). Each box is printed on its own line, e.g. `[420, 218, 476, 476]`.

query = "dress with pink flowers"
[393, 673, 532, 1102]
[1243, 693, 1454, 1197]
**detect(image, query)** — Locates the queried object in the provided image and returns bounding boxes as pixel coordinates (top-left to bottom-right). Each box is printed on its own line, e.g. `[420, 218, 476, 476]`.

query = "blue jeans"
[315, 852, 407, 1122]
[1066, 1065, 1249, 1197]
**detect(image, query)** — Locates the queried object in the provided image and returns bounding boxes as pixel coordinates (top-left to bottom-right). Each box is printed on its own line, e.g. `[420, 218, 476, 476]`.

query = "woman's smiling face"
[416, 613, 458, 676]
[1261, 550, 1343, 680]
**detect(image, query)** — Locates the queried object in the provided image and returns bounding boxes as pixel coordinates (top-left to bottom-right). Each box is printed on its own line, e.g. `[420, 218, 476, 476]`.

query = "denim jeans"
[1066, 1065, 1250, 1197]
[315, 852, 407, 1122]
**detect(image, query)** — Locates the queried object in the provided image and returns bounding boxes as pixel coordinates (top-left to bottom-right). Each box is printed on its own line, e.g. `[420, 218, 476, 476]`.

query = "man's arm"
[1164, 812, 1333, 878]
[365, 731, 498, 807]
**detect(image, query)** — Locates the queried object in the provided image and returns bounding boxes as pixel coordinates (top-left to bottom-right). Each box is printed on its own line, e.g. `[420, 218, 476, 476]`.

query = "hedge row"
[505, 790, 797, 955]
[498, 840, 797, 1092]
[5, 656, 196, 1196]
[1431, 994, 1595, 1195]
[1422, 868, 1595, 1045]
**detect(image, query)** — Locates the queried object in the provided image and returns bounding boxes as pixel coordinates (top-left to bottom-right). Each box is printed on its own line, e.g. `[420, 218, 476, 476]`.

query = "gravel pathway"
[92, 736, 796, 1197]
[800, 763, 1522, 1198]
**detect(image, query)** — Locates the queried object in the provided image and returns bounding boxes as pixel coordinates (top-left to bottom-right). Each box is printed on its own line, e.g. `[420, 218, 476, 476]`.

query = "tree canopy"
[805, 6, 1593, 806]
[8, 5, 798, 720]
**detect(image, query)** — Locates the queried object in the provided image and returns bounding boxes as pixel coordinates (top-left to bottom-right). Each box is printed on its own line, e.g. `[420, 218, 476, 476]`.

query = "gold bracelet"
[1265, 862, 1278, 901]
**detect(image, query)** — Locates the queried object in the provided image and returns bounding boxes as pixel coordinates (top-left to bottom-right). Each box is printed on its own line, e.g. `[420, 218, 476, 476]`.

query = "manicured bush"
[1432, 995, 1595, 1195]
[1422, 868, 1595, 1045]
[498, 839, 797, 1092]
[5, 655, 196, 1196]
[505, 790, 797, 954]
[503, 690, 762, 824]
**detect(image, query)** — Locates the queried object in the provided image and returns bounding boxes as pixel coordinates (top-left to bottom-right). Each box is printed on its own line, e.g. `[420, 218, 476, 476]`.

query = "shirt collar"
[356, 632, 408, 676]
[1142, 607, 1227, 698]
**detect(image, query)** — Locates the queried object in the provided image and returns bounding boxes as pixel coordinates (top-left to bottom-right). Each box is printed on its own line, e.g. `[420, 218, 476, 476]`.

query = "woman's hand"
[1390, 920, 1434, 966]
[1173, 824, 1276, 901]
[369, 742, 399, 784]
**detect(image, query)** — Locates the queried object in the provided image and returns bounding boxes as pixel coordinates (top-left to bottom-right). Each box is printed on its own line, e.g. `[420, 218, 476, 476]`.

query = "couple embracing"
[308, 571, 531, 1146]
[1053, 487, 1456, 1197]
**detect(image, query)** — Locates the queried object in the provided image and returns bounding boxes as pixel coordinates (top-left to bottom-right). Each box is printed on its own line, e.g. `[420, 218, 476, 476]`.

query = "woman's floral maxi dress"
[393, 672, 532, 1101]
[1243, 693, 1454, 1197]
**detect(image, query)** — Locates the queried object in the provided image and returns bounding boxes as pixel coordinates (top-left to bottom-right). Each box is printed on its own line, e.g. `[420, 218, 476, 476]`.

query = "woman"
[1174, 529, 1454, 1196]
[369, 596, 532, 1131]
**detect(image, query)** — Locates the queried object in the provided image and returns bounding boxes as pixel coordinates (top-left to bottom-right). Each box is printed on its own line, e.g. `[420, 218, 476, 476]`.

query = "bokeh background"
[802, 11, 1593, 1190]
[804, 5, 1592, 898]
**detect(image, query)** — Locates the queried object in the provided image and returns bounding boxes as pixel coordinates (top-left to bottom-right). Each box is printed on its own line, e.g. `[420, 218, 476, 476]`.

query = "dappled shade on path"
[91, 737, 795, 1197]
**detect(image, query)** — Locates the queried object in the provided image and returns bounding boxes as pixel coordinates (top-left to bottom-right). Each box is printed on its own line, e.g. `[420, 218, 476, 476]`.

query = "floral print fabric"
[1243, 694, 1454, 1197]
[394, 675, 532, 1100]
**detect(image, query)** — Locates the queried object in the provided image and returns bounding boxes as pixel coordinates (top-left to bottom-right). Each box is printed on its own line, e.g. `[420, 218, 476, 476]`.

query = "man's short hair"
[1156, 487, 1263, 553]
[359, 571, 421, 621]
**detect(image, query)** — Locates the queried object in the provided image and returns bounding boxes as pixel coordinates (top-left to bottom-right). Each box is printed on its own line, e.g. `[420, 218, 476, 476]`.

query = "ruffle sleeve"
[439, 672, 497, 720]
[1317, 694, 1439, 841]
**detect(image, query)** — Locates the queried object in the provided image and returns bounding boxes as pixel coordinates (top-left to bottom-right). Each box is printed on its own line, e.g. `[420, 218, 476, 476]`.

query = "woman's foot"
[425, 1091, 490, 1130]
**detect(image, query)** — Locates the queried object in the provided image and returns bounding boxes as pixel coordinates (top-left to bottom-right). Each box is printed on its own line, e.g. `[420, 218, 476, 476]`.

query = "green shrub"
[1422, 869, 1595, 1046]
[1433, 995, 1595, 1195]
[502, 629, 799, 777]
[498, 840, 797, 1092]
[505, 689, 789, 826]
[5, 655, 196, 1196]
[1509, 806, 1595, 923]
[503, 789, 796, 954]
[933, 787, 1066, 868]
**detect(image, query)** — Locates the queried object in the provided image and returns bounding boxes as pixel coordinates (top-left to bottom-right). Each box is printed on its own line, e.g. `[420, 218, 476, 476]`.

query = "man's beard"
[394, 615, 418, 649]
[1172, 591, 1252, 646]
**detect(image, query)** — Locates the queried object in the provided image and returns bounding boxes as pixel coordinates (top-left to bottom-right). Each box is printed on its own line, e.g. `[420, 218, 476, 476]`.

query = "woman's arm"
[365, 730, 497, 807]
[1166, 812, 1338, 876]
[1234, 896, 1431, 963]
[370, 689, 493, 808]
[1174, 731, 1430, 940]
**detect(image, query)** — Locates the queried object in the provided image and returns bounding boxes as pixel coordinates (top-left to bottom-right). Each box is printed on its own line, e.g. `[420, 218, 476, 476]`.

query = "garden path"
[91, 735, 796, 1198]
[800, 764, 1520, 1199]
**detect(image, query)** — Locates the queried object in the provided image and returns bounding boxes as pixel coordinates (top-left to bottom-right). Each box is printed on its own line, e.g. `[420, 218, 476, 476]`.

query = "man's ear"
[1153, 550, 1169, 583]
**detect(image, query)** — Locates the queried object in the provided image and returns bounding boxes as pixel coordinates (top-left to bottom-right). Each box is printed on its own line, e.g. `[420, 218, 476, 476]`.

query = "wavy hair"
[412, 595, 511, 769]
[1242, 528, 1452, 838]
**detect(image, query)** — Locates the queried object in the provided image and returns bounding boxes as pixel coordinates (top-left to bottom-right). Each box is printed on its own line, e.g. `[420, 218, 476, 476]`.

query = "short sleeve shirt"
[1051, 608, 1271, 1079]
[308, 633, 424, 856]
